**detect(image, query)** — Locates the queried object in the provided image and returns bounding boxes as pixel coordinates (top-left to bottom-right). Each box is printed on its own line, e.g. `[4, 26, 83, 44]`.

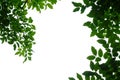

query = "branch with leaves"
[70, 0, 120, 79]
[0, 0, 57, 62]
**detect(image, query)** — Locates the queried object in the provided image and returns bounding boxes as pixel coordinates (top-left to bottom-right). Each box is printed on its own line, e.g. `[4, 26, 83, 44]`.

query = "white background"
[0, 0, 101, 80]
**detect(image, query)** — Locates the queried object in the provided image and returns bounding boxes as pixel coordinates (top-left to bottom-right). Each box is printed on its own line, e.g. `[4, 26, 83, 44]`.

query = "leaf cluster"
[0, 0, 57, 62]
[70, 0, 120, 79]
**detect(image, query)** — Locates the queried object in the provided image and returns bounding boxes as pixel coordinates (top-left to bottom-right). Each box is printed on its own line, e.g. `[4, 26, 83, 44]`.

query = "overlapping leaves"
[70, 0, 120, 80]
[0, 0, 57, 62]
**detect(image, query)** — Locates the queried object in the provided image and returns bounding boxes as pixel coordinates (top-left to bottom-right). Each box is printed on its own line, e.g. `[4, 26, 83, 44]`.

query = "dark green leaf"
[8, 40, 14, 44]
[81, 5, 86, 13]
[83, 71, 95, 76]
[83, 0, 89, 5]
[87, 55, 95, 60]
[28, 17, 33, 23]
[95, 57, 101, 62]
[83, 21, 91, 26]
[94, 63, 99, 71]
[96, 33, 104, 38]
[85, 76, 90, 80]
[28, 53, 32, 56]
[28, 57, 31, 61]
[73, 8, 80, 12]
[90, 31, 97, 37]
[91, 46, 97, 56]
[69, 77, 75, 80]
[87, 10, 94, 18]
[90, 61, 94, 70]
[97, 39, 106, 45]
[91, 76, 95, 80]
[98, 49, 103, 57]
[72, 2, 82, 7]
[77, 73, 83, 80]
[23, 58, 27, 63]
[13, 44, 16, 50]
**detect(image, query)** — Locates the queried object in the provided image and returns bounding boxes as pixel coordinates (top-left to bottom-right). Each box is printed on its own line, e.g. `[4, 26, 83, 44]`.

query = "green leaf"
[8, 40, 14, 44]
[90, 61, 94, 70]
[91, 46, 97, 56]
[90, 31, 97, 37]
[72, 2, 82, 7]
[15, 52, 20, 55]
[98, 49, 103, 57]
[13, 44, 16, 50]
[94, 63, 99, 71]
[83, 71, 95, 76]
[87, 55, 95, 60]
[77, 73, 83, 80]
[81, 5, 86, 13]
[91, 76, 95, 80]
[83, 0, 89, 5]
[103, 52, 109, 59]
[83, 21, 91, 26]
[28, 17, 33, 23]
[23, 58, 27, 63]
[48, 0, 57, 4]
[97, 39, 106, 45]
[96, 33, 104, 38]
[73, 7, 80, 12]
[47, 3, 53, 9]
[28, 53, 32, 56]
[28, 57, 31, 61]
[85, 76, 90, 80]
[69, 77, 75, 80]
[87, 10, 94, 18]
[95, 57, 101, 62]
